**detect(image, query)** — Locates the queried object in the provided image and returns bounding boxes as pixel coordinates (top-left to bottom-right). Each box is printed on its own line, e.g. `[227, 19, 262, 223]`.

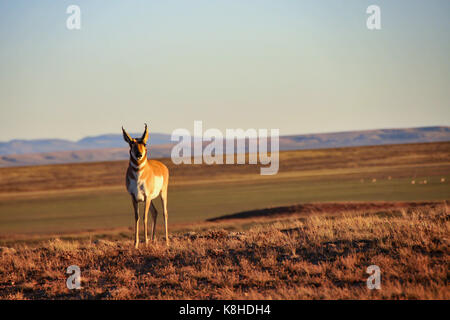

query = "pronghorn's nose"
[136, 152, 142, 158]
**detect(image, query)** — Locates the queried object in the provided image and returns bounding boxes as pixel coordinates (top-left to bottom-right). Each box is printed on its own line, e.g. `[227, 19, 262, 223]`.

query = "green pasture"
[0, 171, 448, 235]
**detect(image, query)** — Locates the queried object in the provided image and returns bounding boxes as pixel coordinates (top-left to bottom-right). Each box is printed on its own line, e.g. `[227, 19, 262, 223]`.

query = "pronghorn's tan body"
[123, 124, 169, 248]
[126, 158, 168, 203]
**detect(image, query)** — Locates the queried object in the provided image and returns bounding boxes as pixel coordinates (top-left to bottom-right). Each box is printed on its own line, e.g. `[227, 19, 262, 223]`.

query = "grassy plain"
[0, 203, 447, 299]
[0, 142, 449, 237]
[0, 142, 448, 300]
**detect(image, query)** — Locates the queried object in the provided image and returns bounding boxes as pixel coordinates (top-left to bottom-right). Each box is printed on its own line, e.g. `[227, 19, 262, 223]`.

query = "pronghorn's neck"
[129, 152, 148, 172]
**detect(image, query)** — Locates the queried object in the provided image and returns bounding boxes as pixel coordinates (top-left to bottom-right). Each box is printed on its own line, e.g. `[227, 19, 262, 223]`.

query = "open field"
[0, 142, 449, 237]
[0, 202, 448, 299]
[0, 142, 448, 300]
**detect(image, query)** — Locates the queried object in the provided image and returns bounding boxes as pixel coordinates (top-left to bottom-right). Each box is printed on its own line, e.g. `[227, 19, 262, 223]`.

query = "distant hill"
[278, 126, 450, 150]
[0, 126, 448, 167]
[0, 145, 174, 168]
[0, 133, 172, 156]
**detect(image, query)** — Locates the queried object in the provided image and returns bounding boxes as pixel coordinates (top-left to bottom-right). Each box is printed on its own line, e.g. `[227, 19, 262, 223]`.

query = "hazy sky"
[0, 0, 449, 141]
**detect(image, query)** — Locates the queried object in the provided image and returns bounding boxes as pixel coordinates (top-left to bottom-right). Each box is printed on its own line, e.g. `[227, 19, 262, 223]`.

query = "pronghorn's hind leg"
[143, 198, 151, 246]
[150, 202, 158, 242]
[160, 187, 169, 246]
[131, 196, 140, 249]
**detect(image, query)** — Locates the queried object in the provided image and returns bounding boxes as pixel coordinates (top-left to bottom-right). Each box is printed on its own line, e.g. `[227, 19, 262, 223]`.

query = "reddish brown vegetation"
[207, 201, 443, 221]
[0, 203, 448, 300]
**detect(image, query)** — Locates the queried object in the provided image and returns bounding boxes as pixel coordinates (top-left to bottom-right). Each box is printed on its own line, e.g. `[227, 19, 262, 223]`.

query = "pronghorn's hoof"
[134, 243, 139, 249]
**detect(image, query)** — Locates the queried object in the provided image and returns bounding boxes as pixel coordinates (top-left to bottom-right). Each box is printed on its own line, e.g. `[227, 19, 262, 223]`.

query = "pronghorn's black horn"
[122, 126, 132, 144]
[141, 123, 149, 144]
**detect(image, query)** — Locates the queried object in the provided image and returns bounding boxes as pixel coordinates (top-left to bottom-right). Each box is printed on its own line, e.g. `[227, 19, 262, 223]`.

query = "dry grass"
[0, 204, 448, 300]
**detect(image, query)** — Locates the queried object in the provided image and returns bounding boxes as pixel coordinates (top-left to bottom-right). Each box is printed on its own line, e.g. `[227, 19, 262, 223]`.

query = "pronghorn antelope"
[122, 124, 169, 248]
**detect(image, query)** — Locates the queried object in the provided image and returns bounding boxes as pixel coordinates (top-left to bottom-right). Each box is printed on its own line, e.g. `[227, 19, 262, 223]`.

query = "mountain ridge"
[0, 133, 172, 156]
[0, 126, 449, 167]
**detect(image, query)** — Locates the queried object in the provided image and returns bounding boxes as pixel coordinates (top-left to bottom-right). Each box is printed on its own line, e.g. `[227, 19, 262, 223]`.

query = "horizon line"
[1, 124, 449, 144]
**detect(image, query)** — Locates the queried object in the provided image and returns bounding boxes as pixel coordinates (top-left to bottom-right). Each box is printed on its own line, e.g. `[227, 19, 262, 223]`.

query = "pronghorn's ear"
[141, 123, 149, 145]
[122, 127, 132, 144]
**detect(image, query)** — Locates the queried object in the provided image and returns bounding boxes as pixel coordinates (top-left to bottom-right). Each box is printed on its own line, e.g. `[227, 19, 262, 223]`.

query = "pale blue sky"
[0, 0, 449, 141]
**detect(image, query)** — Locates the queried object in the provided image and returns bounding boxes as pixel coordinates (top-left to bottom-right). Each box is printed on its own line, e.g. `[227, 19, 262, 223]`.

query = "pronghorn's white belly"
[127, 174, 164, 202]
[148, 175, 164, 199]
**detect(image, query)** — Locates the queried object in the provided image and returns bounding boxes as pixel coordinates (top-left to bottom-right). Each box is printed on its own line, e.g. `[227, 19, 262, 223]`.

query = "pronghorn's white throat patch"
[130, 158, 147, 170]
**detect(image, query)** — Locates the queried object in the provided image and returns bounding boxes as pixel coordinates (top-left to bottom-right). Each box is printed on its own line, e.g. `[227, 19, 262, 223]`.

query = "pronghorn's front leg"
[143, 198, 151, 245]
[161, 188, 169, 246]
[131, 197, 139, 249]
